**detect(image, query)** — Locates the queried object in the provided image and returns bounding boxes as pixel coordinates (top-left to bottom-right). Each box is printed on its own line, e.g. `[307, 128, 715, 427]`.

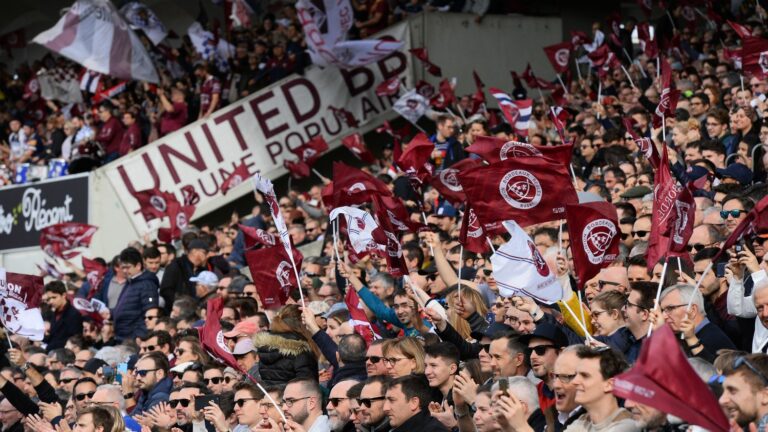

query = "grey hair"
[687, 358, 717, 383]
[95, 384, 126, 412]
[491, 376, 539, 412]
[660, 284, 704, 312]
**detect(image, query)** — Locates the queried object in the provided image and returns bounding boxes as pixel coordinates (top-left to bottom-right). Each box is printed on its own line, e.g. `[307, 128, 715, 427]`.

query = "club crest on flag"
[385, 231, 402, 258]
[439, 169, 463, 192]
[528, 241, 550, 277]
[386, 210, 409, 231]
[673, 201, 692, 244]
[760, 52, 768, 73]
[583, 219, 618, 264]
[348, 182, 367, 194]
[229, 175, 244, 188]
[176, 212, 189, 230]
[500, 141, 542, 160]
[555, 48, 570, 67]
[276, 261, 293, 289]
[467, 209, 483, 238]
[0, 298, 23, 333]
[500, 170, 543, 209]
[150, 195, 167, 212]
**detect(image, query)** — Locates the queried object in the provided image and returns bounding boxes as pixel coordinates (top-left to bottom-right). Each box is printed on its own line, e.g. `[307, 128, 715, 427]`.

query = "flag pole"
[311, 168, 330, 183]
[621, 65, 636, 89]
[647, 259, 669, 338]
[574, 57, 583, 82]
[249, 377, 287, 423]
[556, 74, 568, 94]
[452, 103, 468, 123]
[562, 295, 593, 341]
[420, 211, 435, 256]
[287, 249, 305, 309]
[577, 290, 590, 337]
[740, 74, 745, 92]
[3, 330, 12, 350]
[536, 87, 544, 101]
[557, 222, 563, 257]
[486, 237, 496, 253]
[685, 261, 713, 312]
[457, 245, 463, 298]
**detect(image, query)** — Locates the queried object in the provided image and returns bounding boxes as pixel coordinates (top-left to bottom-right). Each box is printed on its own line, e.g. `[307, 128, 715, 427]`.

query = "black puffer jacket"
[252, 331, 319, 386]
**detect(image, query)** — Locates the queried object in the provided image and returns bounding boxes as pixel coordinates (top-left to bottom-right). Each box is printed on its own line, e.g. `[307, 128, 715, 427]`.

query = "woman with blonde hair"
[590, 291, 627, 337]
[446, 286, 489, 340]
[382, 336, 425, 377]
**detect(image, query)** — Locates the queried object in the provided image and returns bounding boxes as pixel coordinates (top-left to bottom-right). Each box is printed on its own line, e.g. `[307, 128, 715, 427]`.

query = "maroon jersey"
[160, 102, 188, 136]
[97, 116, 125, 156]
[199, 75, 221, 116]
[119, 122, 143, 155]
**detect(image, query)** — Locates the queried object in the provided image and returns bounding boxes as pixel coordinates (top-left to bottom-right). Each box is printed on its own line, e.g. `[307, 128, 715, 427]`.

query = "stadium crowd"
[2, 1, 768, 432]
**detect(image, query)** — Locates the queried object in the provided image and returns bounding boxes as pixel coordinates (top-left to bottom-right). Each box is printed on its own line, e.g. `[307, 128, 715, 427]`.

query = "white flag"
[38, 68, 83, 103]
[295, 0, 404, 69]
[120, 1, 168, 46]
[0, 268, 46, 341]
[393, 89, 428, 125]
[33, 0, 159, 83]
[490, 221, 562, 304]
[329, 207, 385, 255]
[251, 174, 291, 257]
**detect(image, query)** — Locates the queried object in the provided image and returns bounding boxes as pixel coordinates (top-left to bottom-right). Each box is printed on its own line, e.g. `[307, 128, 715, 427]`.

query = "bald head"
[599, 266, 629, 292]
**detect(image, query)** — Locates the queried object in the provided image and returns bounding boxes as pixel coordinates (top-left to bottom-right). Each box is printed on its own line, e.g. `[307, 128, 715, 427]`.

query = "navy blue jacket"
[133, 376, 173, 416]
[113, 271, 159, 342]
[44, 302, 83, 350]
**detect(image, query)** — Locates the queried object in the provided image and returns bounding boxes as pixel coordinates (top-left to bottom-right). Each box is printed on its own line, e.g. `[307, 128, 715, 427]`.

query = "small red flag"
[342, 133, 375, 164]
[198, 297, 239, 370]
[284, 159, 311, 178]
[430, 158, 481, 206]
[543, 41, 573, 74]
[430, 79, 456, 110]
[40, 223, 98, 259]
[409, 47, 442, 77]
[289, 136, 328, 165]
[239, 224, 277, 249]
[375, 76, 402, 97]
[565, 202, 621, 288]
[375, 195, 423, 233]
[727, 20, 752, 38]
[371, 199, 409, 278]
[459, 204, 490, 254]
[521, 64, 556, 90]
[647, 146, 687, 270]
[655, 57, 681, 122]
[742, 37, 768, 79]
[326, 162, 392, 208]
[158, 201, 195, 243]
[622, 117, 661, 169]
[465, 135, 572, 167]
[397, 133, 434, 185]
[131, 188, 178, 221]
[82, 257, 107, 299]
[345, 289, 378, 345]
[245, 245, 303, 309]
[329, 106, 359, 128]
[220, 163, 249, 195]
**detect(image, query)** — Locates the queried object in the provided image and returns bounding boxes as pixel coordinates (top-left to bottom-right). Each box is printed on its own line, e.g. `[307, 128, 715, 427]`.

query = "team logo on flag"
[0, 298, 22, 333]
[582, 219, 618, 264]
[275, 261, 293, 289]
[302, 148, 317, 160]
[216, 330, 232, 354]
[467, 209, 483, 238]
[348, 182, 367, 194]
[673, 201, 692, 244]
[176, 212, 189, 230]
[500, 141, 542, 160]
[386, 210, 409, 231]
[528, 241, 550, 276]
[229, 175, 243, 187]
[384, 231, 402, 258]
[636, 137, 654, 160]
[439, 169, 463, 192]
[760, 52, 768, 73]
[500, 170, 542, 209]
[555, 48, 570, 67]
[150, 195, 167, 212]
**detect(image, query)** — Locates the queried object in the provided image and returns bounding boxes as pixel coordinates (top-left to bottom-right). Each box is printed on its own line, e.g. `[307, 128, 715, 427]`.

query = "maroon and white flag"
[220, 163, 249, 195]
[40, 223, 98, 259]
[566, 202, 621, 288]
[430, 79, 457, 110]
[543, 41, 573, 74]
[289, 136, 328, 166]
[198, 297, 239, 370]
[32, 0, 159, 83]
[375, 76, 401, 97]
[341, 133, 375, 163]
[430, 158, 480, 205]
[329, 106, 360, 128]
[330, 207, 385, 256]
[371, 197, 409, 277]
[465, 135, 572, 167]
[459, 204, 490, 254]
[622, 117, 661, 168]
[727, 20, 752, 38]
[374, 195, 423, 233]
[521, 64, 556, 90]
[252, 174, 292, 258]
[131, 188, 178, 221]
[157, 200, 195, 243]
[324, 162, 392, 208]
[345, 288, 378, 345]
[647, 146, 688, 270]
[409, 47, 442, 77]
[655, 57, 681, 122]
[82, 257, 107, 299]
[742, 37, 768, 79]
[397, 133, 434, 185]
[549, 106, 570, 145]
[458, 157, 578, 228]
[72, 297, 107, 323]
[245, 245, 303, 309]
[239, 224, 277, 249]
[0, 269, 45, 341]
[284, 159, 311, 178]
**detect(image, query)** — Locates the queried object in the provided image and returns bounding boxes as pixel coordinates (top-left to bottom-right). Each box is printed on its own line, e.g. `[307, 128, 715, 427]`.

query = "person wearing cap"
[716, 163, 754, 187]
[520, 323, 568, 412]
[189, 271, 219, 299]
[160, 239, 209, 313]
[223, 320, 259, 350]
[620, 186, 651, 213]
[232, 338, 260, 381]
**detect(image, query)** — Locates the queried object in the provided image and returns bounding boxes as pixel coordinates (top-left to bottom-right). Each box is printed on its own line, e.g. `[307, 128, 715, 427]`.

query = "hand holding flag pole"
[647, 259, 670, 338]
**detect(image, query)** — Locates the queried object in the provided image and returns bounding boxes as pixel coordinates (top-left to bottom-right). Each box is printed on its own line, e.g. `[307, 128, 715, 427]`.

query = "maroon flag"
[326, 162, 392, 208]
[613, 325, 730, 432]
[158, 201, 195, 243]
[409, 48, 442, 77]
[371, 198, 409, 277]
[543, 41, 573, 74]
[329, 106, 359, 128]
[655, 57, 681, 121]
[289, 136, 328, 165]
[470, 70, 486, 114]
[374, 195, 423, 233]
[465, 135, 573, 167]
[727, 20, 752, 38]
[245, 245, 303, 309]
[82, 257, 107, 299]
[132, 188, 178, 221]
[637, 23, 658, 58]
[622, 117, 661, 168]
[647, 146, 685, 270]
[666, 186, 696, 255]
[430, 158, 481, 205]
[40, 223, 98, 259]
[284, 160, 311, 178]
[0, 270, 45, 341]
[549, 107, 570, 144]
[459, 204, 490, 254]
[375, 76, 401, 97]
[565, 202, 621, 288]
[180, 185, 200, 206]
[345, 289, 378, 345]
[430, 79, 456, 110]
[220, 163, 249, 195]
[342, 133, 375, 163]
[397, 133, 434, 185]
[521, 64, 557, 90]
[742, 37, 768, 79]
[570, 30, 591, 46]
[198, 297, 239, 370]
[72, 297, 106, 324]
[458, 157, 577, 228]
[239, 224, 277, 249]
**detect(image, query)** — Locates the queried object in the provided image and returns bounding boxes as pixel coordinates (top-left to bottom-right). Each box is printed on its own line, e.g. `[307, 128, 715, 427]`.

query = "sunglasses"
[141, 345, 157, 352]
[482, 269, 493, 277]
[480, 344, 490, 353]
[329, 397, 348, 407]
[204, 377, 223, 385]
[223, 376, 235, 384]
[527, 345, 556, 356]
[598, 280, 623, 290]
[632, 230, 649, 238]
[60, 378, 77, 384]
[144, 315, 158, 321]
[169, 399, 192, 408]
[135, 368, 158, 377]
[686, 243, 711, 253]
[720, 209, 744, 219]
[234, 398, 257, 407]
[366, 356, 382, 364]
[620, 233, 629, 240]
[358, 396, 385, 408]
[75, 392, 95, 401]
[734, 357, 768, 385]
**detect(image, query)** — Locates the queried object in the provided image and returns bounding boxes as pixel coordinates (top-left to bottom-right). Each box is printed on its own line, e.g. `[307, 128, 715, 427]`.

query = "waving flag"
[622, 117, 661, 168]
[82, 257, 107, 299]
[655, 57, 681, 121]
[521, 64, 556, 90]
[491, 221, 562, 303]
[330, 207, 385, 256]
[324, 162, 392, 208]
[543, 41, 573, 74]
[409, 47, 442, 77]
[199, 297, 239, 369]
[459, 204, 490, 254]
[375, 77, 401, 97]
[157, 200, 195, 243]
[245, 245, 303, 309]
[430, 158, 481, 205]
[465, 135, 572, 167]
[371, 197, 409, 277]
[289, 136, 328, 165]
[239, 224, 277, 249]
[566, 202, 621, 288]
[742, 37, 768, 79]
[252, 174, 292, 258]
[393, 89, 428, 125]
[33, 0, 159, 83]
[79, 70, 102, 93]
[40, 223, 98, 259]
[727, 20, 752, 38]
[0, 269, 45, 341]
[345, 289, 378, 345]
[375, 195, 423, 233]
[131, 188, 178, 221]
[397, 133, 434, 185]
[341, 133, 375, 163]
[431, 79, 456, 110]
[489, 88, 532, 137]
[220, 163, 250, 195]
[120, 1, 168, 45]
[329, 106, 360, 128]
[647, 146, 688, 270]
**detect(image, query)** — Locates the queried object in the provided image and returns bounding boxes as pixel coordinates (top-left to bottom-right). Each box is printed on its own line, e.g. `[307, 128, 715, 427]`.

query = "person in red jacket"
[120, 111, 143, 156]
[97, 101, 125, 163]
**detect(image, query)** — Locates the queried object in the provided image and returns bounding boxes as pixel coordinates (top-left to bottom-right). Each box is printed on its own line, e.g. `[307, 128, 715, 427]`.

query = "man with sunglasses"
[173, 383, 207, 429]
[72, 378, 98, 414]
[521, 323, 568, 412]
[327, 379, 360, 432]
[202, 366, 225, 394]
[139, 330, 174, 359]
[365, 340, 388, 377]
[358, 376, 391, 432]
[132, 352, 172, 416]
[719, 354, 768, 430]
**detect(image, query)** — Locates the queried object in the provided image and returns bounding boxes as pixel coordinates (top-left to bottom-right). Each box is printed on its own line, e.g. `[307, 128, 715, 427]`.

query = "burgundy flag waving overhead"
[566, 202, 621, 288]
[397, 133, 434, 185]
[345, 288, 378, 345]
[375, 195, 423, 233]
[158, 201, 195, 243]
[742, 37, 768, 79]
[647, 146, 687, 269]
[613, 325, 730, 432]
[245, 245, 303, 309]
[465, 135, 572, 167]
[290, 136, 328, 165]
[727, 20, 752, 38]
[220, 163, 250, 195]
[543, 41, 573, 74]
[409, 48, 442, 77]
[82, 257, 107, 299]
[326, 162, 392, 208]
[622, 117, 661, 168]
[430, 79, 456, 110]
[199, 297, 239, 370]
[132, 188, 178, 221]
[239, 224, 277, 249]
[40, 223, 98, 259]
[655, 57, 681, 122]
[372, 197, 409, 277]
[459, 204, 490, 254]
[284, 159, 311, 178]
[458, 157, 577, 228]
[430, 158, 481, 205]
[341, 133, 375, 164]
[375, 76, 401, 97]
[0, 269, 45, 341]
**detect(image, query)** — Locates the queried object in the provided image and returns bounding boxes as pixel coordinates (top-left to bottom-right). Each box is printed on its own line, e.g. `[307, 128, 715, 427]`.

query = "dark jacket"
[528, 408, 547, 432]
[311, 330, 368, 387]
[133, 376, 173, 416]
[113, 270, 160, 342]
[159, 255, 200, 313]
[44, 302, 84, 350]
[251, 331, 319, 386]
[686, 320, 736, 363]
[596, 327, 642, 364]
[391, 410, 450, 432]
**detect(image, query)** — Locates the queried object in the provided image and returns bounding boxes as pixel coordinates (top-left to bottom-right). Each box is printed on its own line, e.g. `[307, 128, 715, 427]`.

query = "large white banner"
[103, 22, 411, 233]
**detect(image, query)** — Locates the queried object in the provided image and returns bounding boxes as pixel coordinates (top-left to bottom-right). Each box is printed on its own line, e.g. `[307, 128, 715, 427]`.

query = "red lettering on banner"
[201, 124, 223, 163]
[267, 141, 282, 164]
[282, 78, 320, 123]
[117, 153, 160, 195]
[341, 52, 407, 97]
[250, 91, 289, 139]
[214, 106, 249, 151]
[285, 132, 305, 152]
[380, 52, 407, 78]
[160, 134, 206, 184]
[321, 114, 343, 135]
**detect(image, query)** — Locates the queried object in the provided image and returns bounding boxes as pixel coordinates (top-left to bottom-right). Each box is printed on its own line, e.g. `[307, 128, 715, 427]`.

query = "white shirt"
[307, 415, 331, 432]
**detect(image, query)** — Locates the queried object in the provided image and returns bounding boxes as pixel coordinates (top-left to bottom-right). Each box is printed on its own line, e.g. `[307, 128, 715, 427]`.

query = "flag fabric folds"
[120, 1, 168, 45]
[40, 223, 98, 259]
[341, 134, 375, 163]
[245, 245, 303, 309]
[393, 89, 428, 125]
[565, 202, 621, 288]
[0, 269, 45, 341]
[220, 163, 250, 195]
[465, 135, 572, 167]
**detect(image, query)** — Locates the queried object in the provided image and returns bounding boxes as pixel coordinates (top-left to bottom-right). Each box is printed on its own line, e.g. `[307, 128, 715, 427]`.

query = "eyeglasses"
[720, 209, 744, 219]
[223, 376, 235, 384]
[135, 368, 158, 377]
[632, 230, 649, 238]
[329, 397, 348, 407]
[425, 274, 438, 281]
[480, 344, 491, 353]
[366, 356, 382, 364]
[554, 373, 576, 383]
[358, 396, 386, 408]
[686, 243, 713, 253]
[141, 345, 156, 353]
[598, 280, 623, 290]
[661, 304, 687, 315]
[60, 378, 77, 384]
[734, 357, 768, 385]
[204, 377, 223, 385]
[527, 345, 556, 356]
[144, 315, 158, 321]
[234, 398, 257, 407]
[482, 269, 493, 277]
[169, 399, 192, 408]
[624, 300, 647, 311]
[382, 357, 409, 366]
[75, 392, 95, 401]
[282, 397, 310, 408]
[620, 233, 629, 240]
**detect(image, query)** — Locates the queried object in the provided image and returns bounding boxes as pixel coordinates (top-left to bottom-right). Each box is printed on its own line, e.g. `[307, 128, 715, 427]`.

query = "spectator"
[282, 378, 329, 431]
[157, 87, 188, 137]
[383, 374, 450, 431]
[159, 239, 208, 313]
[119, 110, 142, 155]
[132, 352, 172, 415]
[113, 247, 160, 342]
[96, 102, 125, 163]
[43, 281, 84, 350]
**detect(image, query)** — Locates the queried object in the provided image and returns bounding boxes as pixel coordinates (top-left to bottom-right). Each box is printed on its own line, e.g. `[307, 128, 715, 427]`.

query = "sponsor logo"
[582, 219, 617, 264]
[500, 170, 542, 209]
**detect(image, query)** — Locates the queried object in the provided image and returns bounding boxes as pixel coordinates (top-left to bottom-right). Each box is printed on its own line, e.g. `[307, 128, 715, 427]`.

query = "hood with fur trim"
[251, 331, 311, 357]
